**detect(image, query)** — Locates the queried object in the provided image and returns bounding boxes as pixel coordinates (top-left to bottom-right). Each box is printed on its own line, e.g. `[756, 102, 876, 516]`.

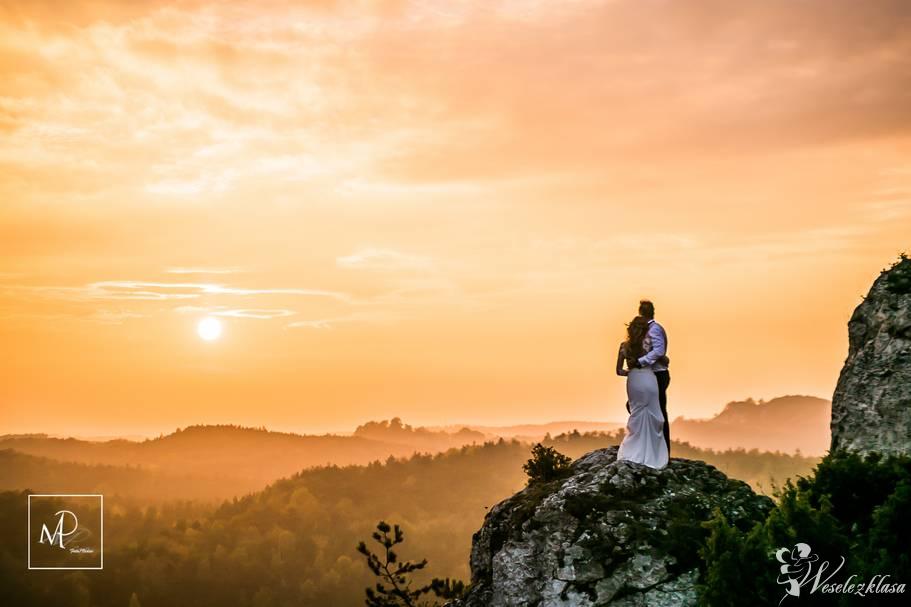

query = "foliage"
[428, 577, 467, 600]
[884, 252, 911, 294]
[523, 443, 573, 484]
[699, 450, 911, 606]
[358, 521, 436, 607]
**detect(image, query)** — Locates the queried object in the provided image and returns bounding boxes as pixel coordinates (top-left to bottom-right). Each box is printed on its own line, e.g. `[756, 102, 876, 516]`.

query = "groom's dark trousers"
[655, 370, 671, 456]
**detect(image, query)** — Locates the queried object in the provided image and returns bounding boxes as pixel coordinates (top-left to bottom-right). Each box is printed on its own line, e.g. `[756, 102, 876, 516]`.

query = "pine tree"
[356, 521, 466, 607]
[523, 443, 573, 484]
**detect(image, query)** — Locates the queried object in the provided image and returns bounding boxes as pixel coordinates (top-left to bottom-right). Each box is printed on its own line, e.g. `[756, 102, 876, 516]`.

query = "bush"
[523, 443, 573, 484]
[699, 450, 911, 606]
[884, 253, 911, 294]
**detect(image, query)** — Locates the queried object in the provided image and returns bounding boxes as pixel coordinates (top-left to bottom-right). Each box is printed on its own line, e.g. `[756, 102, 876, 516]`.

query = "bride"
[615, 315, 669, 469]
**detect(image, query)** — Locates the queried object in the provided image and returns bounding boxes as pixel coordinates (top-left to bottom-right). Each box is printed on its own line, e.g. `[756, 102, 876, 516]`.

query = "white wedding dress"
[617, 341, 669, 469]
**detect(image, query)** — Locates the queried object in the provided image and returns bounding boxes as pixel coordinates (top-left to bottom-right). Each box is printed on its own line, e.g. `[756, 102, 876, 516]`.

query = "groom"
[629, 300, 671, 455]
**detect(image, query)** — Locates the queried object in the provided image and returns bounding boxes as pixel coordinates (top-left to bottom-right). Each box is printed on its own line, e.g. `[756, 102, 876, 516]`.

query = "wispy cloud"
[217, 309, 295, 319]
[337, 247, 433, 271]
[88, 281, 353, 302]
[165, 266, 244, 275]
[175, 305, 295, 319]
[861, 171, 911, 222]
[286, 318, 333, 330]
[0, 308, 146, 324]
[86, 309, 146, 324]
[285, 309, 400, 330]
[1, 280, 353, 303]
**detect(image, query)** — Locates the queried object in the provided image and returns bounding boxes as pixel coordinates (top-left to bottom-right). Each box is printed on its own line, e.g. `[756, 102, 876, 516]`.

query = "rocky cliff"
[449, 447, 772, 607]
[831, 255, 911, 455]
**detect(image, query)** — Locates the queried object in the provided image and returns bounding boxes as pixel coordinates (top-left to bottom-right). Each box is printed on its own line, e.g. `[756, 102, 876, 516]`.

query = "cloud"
[85, 309, 147, 324]
[286, 318, 333, 329]
[86, 282, 204, 301]
[175, 305, 295, 319]
[1, 280, 353, 303]
[336, 247, 433, 271]
[165, 266, 243, 274]
[285, 309, 396, 329]
[2, 0, 909, 201]
[216, 308, 295, 319]
[88, 280, 353, 301]
[357, 0, 911, 181]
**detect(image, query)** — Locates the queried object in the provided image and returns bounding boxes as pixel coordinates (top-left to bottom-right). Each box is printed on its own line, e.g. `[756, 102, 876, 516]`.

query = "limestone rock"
[448, 447, 772, 607]
[831, 255, 911, 455]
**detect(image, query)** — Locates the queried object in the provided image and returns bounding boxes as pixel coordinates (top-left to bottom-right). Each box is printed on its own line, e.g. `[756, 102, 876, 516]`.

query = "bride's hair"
[624, 315, 650, 368]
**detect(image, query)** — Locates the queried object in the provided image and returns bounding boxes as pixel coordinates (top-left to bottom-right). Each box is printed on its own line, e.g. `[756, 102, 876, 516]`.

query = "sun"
[197, 317, 223, 341]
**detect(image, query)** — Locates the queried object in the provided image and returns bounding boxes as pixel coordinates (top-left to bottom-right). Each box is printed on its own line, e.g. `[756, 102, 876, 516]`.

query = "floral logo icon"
[776, 543, 819, 602]
[773, 541, 904, 601]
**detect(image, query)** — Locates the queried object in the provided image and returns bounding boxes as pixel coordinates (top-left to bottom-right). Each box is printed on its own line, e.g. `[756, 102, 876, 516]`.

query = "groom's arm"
[637, 324, 666, 367]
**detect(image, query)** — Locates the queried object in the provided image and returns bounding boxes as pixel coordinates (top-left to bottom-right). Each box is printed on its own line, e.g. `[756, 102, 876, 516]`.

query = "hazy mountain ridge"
[0, 449, 237, 502]
[353, 417, 487, 450]
[0, 425, 421, 494]
[427, 420, 624, 441]
[671, 395, 831, 455]
[0, 422, 498, 501]
[0, 397, 829, 501]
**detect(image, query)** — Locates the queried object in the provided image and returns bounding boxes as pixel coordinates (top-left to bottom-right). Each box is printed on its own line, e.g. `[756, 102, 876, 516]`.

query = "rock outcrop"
[449, 447, 772, 607]
[831, 255, 911, 456]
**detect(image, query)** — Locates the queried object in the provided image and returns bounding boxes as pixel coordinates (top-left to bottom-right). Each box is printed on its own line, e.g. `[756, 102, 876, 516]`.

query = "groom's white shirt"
[638, 319, 668, 372]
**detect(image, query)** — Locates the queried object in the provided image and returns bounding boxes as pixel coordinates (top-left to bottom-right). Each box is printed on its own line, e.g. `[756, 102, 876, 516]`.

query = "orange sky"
[1, 0, 910, 437]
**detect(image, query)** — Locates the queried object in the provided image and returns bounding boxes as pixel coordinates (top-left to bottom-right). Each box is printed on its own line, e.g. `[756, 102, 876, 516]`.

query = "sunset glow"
[197, 317, 223, 341]
[1, 0, 910, 437]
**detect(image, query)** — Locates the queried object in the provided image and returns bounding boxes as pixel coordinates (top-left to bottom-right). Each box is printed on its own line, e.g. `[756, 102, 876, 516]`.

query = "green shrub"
[523, 443, 573, 484]
[884, 253, 911, 294]
[699, 450, 911, 606]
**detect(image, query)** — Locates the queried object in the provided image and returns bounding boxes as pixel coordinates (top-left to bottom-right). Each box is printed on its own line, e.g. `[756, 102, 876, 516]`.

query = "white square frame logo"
[28, 493, 104, 570]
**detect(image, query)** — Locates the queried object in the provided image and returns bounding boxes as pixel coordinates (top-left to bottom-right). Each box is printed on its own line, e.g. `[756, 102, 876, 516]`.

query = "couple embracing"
[615, 300, 671, 469]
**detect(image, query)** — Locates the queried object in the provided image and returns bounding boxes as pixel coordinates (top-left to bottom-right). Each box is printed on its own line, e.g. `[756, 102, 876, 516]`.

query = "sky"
[1, 0, 910, 437]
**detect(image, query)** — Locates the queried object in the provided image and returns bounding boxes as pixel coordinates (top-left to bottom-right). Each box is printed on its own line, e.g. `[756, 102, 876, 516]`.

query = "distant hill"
[353, 417, 487, 450]
[0, 449, 239, 501]
[0, 425, 423, 498]
[429, 420, 624, 441]
[0, 422, 498, 500]
[671, 395, 831, 455]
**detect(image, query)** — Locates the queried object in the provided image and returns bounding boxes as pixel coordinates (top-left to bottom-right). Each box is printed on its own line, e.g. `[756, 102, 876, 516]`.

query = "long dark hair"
[624, 315, 650, 368]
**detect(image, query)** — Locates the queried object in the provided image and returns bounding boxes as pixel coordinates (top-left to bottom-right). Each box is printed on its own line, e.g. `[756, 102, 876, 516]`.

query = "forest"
[1, 429, 819, 607]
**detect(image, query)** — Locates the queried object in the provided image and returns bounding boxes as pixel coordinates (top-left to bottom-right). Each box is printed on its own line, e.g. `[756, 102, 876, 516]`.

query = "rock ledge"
[450, 447, 772, 607]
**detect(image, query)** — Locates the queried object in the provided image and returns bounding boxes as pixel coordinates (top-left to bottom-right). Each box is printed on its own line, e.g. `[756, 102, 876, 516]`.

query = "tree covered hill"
[671, 395, 831, 455]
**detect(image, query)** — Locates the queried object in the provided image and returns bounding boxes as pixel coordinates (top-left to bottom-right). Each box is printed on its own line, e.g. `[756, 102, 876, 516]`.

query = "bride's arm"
[616, 344, 629, 376]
